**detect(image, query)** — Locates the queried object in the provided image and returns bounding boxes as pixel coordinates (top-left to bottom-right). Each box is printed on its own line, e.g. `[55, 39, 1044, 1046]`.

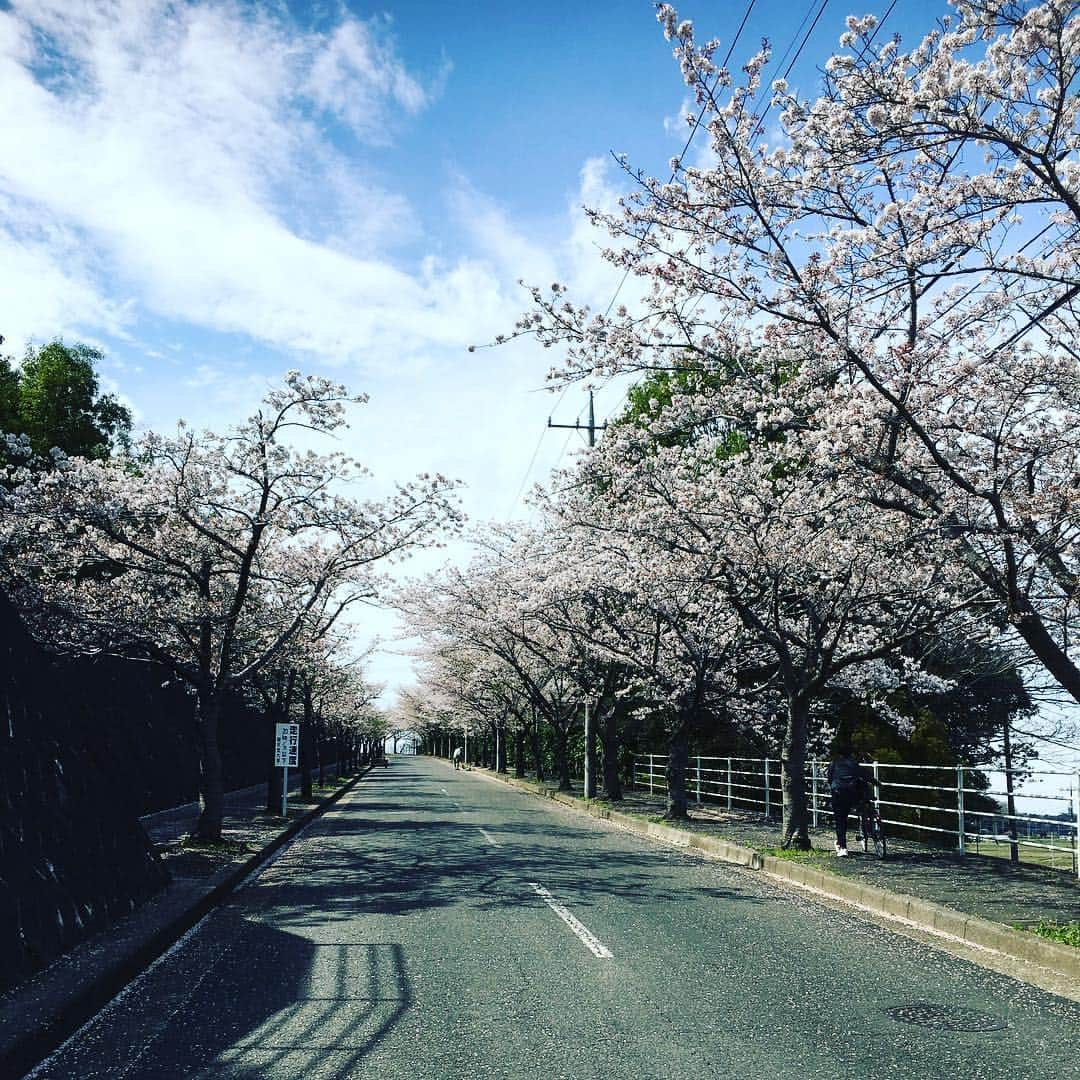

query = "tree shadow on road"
[112, 910, 413, 1080]
[239, 763, 765, 933]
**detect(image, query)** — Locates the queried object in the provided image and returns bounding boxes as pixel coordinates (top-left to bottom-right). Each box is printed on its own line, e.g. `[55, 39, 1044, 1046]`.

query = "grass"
[762, 846, 838, 868]
[1016, 920, 1080, 948]
[969, 838, 1077, 873]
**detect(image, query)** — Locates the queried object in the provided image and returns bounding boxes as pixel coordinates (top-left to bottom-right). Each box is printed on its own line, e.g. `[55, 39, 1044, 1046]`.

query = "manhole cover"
[883, 1002, 1007, 1032]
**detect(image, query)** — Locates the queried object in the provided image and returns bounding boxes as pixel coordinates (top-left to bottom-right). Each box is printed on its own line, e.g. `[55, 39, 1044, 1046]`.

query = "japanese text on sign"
[274, 722, 299, 767]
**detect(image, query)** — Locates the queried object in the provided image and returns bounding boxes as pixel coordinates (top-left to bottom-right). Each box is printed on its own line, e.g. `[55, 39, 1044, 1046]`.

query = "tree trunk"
[195, 686, 226, 841]
[601, 704, 623, 801]
[300, 684, 314, 801]
[531, 710, 545, 782]
[1003, 718, 1019, 864]
[664, 722, 690, 820]
[781, 695, 812, 850]
[553, 723, 572, 792]
[317, 715, 326, 786]
[1005, 595, 1080, 704]
[496, 721, 508, 773]
[514, 728, 526, 778]
[584, 703, 598, 799]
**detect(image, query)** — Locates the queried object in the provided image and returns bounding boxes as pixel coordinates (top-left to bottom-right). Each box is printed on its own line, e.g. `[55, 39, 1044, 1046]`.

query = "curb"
[4, 769, 368, 1080]
[465, 765, 1080, 989]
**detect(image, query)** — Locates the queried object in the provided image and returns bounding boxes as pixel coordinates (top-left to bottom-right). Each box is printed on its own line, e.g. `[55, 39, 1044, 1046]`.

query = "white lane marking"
[24, 918, 229, 1078]
[478, 828, 501, 846]
[529, 882, 613, 959]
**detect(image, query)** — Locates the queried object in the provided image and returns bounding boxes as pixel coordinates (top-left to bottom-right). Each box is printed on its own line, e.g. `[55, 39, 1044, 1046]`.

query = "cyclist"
[827, 747, 878, 857]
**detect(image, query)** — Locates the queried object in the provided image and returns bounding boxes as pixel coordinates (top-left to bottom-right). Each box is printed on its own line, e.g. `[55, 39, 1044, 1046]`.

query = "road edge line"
[4, 768, 371, 1080]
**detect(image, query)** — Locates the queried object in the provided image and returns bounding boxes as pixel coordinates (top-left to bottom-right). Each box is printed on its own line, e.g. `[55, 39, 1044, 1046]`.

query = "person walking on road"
[452, 746, 463, 770]
[827, 747, 877, 857]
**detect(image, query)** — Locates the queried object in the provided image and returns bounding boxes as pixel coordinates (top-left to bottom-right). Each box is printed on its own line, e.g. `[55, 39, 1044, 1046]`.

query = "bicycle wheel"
[872, 813, 886, 859]
[860, 811, 872, 854]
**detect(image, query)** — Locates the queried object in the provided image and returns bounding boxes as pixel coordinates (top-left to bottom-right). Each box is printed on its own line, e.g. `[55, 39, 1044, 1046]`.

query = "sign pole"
[584, 700, 593, 799]
[282, 763, 288, 818]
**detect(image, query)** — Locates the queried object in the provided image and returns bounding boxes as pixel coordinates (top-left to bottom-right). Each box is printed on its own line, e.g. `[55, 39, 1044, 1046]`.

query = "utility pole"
[549, 389, 607, 448]
[549, 390, 604, 797]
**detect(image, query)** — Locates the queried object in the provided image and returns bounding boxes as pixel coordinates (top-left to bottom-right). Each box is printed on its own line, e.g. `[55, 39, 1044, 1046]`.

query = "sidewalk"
[0, 768, 364, 1079]
[470, 767, 1079, 998]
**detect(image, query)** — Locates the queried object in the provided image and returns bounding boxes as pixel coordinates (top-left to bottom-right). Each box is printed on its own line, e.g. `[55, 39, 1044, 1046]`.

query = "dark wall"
[0, 594, 169, 993]
[65, 654, 272, 817]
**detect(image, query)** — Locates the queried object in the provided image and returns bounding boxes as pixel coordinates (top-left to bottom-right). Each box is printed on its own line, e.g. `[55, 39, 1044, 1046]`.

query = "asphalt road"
[29, 756, 1080, 1079]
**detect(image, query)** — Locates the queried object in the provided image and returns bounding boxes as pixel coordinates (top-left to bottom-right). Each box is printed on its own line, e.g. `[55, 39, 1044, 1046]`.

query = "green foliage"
[2, 340, 132, 461]
[616, 364, 748, 454]
[764, 846, 832, 866]
[0, 355, 19, 435]
[824, 651, 1035, 849]
[1019, 920, 1080, 948]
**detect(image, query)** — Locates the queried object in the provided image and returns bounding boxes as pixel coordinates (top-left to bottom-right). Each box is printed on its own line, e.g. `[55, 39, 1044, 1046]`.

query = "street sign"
[274, 722, 299, 768]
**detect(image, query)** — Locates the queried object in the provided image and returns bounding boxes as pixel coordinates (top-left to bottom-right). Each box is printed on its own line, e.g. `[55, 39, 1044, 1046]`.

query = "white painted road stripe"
[478, 828, 501, 846]
[529, 882, 613, 959]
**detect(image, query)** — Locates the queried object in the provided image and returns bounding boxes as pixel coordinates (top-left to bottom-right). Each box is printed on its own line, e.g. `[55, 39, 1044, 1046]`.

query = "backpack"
[830, 759, 867, 797]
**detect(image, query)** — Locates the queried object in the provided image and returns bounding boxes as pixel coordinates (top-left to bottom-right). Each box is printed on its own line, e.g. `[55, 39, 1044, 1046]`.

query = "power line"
[723, 0, 758, 68]
[508, 409, 556, 517]
[510, 1, 761, 513]
[748, 0, 821, 117]
[512, 0, 907, 511]
[782, 0, 830, 79]
[602, 0, 760, 321]
[548, 388, 607, 448]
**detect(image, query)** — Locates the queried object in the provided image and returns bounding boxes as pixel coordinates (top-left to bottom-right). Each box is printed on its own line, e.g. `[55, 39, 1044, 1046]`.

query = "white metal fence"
[632, 754, 1080, 877]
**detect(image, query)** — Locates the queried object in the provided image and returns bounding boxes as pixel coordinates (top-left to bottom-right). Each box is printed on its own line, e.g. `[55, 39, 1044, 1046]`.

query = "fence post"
[811, 760, 818, 828]
[727, 758, 733, 809]
[632, 756, 637, 790]
[764, 758, 771, 818]
[695, 755, 702, 805]
[1073, 773, 1079, 880]
[957, 766, 966, 855]
[649, 754, 654, 795]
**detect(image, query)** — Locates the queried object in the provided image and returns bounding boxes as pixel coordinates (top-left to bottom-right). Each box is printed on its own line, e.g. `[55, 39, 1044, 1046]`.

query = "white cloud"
[0, 0, 633, 385]
[0, 192, 134, 348]
[0, 0, 473, 363]
[563, 157, 634, 309]
[447, 175, 560, 291]
[306, 16, 450, 142]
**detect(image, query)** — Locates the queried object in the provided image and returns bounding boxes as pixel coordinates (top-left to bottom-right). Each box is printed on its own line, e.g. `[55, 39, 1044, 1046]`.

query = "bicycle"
[855, 797, 887, 858]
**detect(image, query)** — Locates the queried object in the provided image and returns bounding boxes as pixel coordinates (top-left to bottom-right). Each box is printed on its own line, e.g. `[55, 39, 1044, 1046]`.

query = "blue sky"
[0, 0, 1010, 695]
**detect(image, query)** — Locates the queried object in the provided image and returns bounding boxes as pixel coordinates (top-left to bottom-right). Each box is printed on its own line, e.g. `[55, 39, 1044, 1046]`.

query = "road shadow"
[108, 911, 412, 1079]
[239, 761, 764, 933]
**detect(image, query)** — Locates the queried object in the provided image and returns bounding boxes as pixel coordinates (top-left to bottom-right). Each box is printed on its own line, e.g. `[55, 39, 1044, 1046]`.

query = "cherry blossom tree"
[513, 0, 1080, 704]
[0, 372, 460, 839]
[528, 495, 743, 817]
[544, 401, 985, 843]
[399, 529, 604, 790]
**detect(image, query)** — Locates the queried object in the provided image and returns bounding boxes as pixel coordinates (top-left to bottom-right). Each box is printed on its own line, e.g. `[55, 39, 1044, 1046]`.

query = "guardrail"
[632, 754, 1080, 877]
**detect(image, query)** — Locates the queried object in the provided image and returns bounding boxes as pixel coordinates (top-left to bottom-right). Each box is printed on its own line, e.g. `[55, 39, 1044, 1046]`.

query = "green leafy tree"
[0, 355, 20, 437]
[13, 341, 131, 459]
